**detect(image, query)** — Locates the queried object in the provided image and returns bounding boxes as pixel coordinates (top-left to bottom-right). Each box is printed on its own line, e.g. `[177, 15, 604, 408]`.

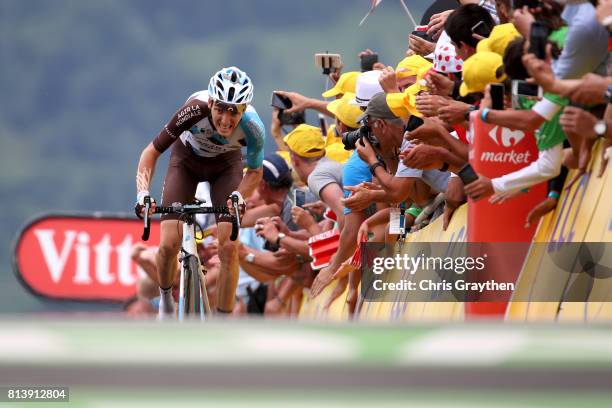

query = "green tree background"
[0, 0, 426, 312]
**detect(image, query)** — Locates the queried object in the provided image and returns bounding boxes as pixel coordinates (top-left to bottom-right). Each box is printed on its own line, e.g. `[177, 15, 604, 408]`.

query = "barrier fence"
[300, 139, 612, 322]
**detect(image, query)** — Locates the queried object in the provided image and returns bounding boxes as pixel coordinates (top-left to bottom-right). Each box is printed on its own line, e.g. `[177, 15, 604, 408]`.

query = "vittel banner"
[13, 214, 160, 302]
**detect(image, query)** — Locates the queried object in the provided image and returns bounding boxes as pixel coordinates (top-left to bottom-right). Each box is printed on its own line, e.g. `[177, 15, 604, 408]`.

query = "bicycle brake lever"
[142, 196, 151, 241]
[231, 193, 241, 229]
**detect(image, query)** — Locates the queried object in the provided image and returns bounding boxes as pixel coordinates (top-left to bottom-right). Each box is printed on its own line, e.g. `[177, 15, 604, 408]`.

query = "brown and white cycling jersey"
[152, 90, 265, 168]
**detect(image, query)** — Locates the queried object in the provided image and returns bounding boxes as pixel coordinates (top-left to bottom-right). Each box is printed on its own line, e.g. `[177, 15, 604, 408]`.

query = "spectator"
[283, 124, 345, 227]
[445, 4, 496, 60]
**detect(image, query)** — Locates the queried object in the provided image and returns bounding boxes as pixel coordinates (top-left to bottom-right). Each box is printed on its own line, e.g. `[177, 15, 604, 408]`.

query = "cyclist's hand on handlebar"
[134, 192, 157, 219]
[226, 191, 246, 218]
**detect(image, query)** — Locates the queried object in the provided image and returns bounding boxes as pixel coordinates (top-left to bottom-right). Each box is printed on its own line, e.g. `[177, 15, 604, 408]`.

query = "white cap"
[349, 70, 384, 107]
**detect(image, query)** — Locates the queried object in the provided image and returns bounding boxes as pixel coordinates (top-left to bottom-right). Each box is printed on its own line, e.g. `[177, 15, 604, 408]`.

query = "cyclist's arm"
[238, 112, 266, 198]
[136, 143, 161, 196]
[237, 168, 263, 200]
[138, 99, 209, 197]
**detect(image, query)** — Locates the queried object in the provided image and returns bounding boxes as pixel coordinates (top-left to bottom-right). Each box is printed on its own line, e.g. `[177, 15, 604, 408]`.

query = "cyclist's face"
[209, 99, 246, 137]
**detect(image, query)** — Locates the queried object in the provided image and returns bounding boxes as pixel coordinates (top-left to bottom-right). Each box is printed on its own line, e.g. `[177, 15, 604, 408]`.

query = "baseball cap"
[262, 153, 292, 184]
[327, 92, 362, 129]
[476, 23, 522, 57]
[283, 124, 326, 158]
[350, 70, 384, 107]
[395, 55, 432, 79]
[459, 52, 507, 97]
[358, 92, 403, 123]
[322, 71, 360, 98]
[386, 91, 421, 119]
[325, 142, 352, 164]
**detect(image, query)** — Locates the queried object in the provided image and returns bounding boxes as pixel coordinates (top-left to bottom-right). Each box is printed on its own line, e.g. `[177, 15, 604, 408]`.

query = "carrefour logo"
[480, 126, 532, 164]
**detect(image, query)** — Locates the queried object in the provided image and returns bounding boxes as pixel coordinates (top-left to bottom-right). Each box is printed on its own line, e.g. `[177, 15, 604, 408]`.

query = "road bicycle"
[140, 194, 240, 320]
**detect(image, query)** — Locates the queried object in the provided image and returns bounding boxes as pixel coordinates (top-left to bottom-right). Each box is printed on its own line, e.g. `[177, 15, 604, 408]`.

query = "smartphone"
[314, 53, 342, 75]
[411, 30, 429, 40]
[512, 80, 542, 98]
[405, 115, 424, 132]
[318, 113, 328, 136]
[278, 110, 306, 126]
[490, 83, 505, 110]
[294, 189, 306, 208]
[271, 92, 292, 110]
[360, 53, 378, 72]
[458, 163, 479, 185]
[529, 21, 550, 60]
[471, 21, 492, 38]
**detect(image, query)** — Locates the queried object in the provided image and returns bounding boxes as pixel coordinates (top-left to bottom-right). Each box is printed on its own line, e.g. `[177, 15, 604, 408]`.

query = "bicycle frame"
[140, 197, 240, 321]
[177, 215, 211, 321]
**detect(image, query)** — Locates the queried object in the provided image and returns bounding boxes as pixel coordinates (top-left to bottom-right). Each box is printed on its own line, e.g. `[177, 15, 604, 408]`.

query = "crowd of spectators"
[129, 0, 612, 317]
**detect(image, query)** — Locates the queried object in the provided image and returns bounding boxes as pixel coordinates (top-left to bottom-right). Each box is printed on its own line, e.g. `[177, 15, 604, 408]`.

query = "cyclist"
[135, 66, 265, 318]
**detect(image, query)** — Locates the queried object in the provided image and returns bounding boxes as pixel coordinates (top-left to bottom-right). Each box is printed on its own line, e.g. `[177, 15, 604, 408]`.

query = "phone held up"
[294, 189, 306, 208]
[511, 80, 543, 108]
[529, 21, 550, 60]
[314, 52, 342, 75]
[489, 83, 505, 110]
[270, 92, 305, 126]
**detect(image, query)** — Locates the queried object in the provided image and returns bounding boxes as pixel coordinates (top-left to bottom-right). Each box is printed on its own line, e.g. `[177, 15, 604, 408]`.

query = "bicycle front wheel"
[185, 256, 203, 318]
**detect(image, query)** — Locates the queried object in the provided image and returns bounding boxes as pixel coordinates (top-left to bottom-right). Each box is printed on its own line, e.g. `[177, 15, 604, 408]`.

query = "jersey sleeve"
[241, 111, 266, 169]
[152, 99, 210, 153]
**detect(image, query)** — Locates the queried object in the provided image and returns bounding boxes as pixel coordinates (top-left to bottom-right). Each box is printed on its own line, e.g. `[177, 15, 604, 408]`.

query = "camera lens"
[342, 125, 373, 150]
[341, 129, 362, 150]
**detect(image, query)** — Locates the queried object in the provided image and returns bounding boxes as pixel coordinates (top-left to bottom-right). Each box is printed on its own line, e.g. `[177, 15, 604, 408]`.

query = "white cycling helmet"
[208, 66, 254, 105]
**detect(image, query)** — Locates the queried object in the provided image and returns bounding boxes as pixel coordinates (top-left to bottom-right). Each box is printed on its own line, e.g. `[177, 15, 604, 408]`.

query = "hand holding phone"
[489, 83, 505, 110]
[529, 21, 550, 60]
[294, 189, 306, 208]
[270, 92, 292, 110]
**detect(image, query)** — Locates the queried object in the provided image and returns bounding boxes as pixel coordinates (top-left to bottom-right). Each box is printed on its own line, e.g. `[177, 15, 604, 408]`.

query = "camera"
[342, 125, 379, 150]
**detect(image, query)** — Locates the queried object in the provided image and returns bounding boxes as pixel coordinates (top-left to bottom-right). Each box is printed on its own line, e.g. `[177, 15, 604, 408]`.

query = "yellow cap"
[326, 92, 362, 129]
[476, 23, 522, 56]
[325, 124, 341, 146]
[283, 124, 326, 158]
[459, 52, 507, 97]
[325, 142, 352, 163]
[276, 150, 292, 168]
[395, 55, 432, 79]
[322, 71, 360, 98]
[386, 91, 420, 119]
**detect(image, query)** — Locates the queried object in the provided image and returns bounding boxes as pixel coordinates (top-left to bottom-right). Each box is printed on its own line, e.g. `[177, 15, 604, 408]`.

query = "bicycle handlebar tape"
[142, 196, 151, 241]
